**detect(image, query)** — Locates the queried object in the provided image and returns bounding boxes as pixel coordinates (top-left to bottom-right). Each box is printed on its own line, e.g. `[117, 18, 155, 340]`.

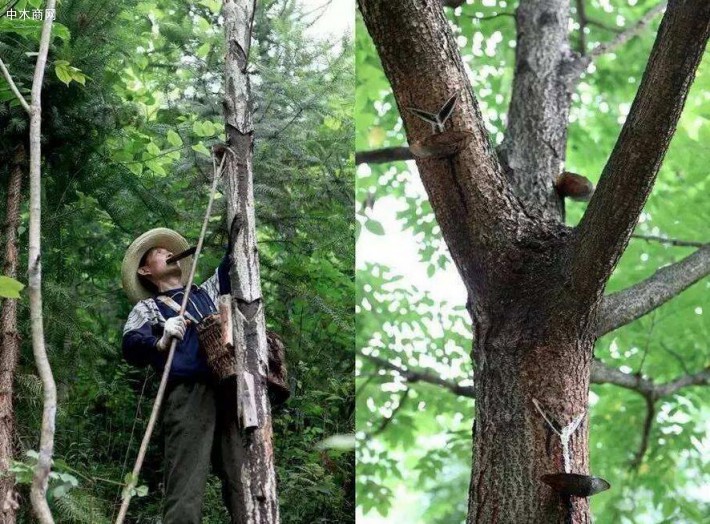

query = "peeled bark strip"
[221, 1, 280, 522]
[0, 146, 24, 524]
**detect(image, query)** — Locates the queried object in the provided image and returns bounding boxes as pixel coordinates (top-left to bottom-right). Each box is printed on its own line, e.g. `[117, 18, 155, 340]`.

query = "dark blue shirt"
[121, 253, 231, 379]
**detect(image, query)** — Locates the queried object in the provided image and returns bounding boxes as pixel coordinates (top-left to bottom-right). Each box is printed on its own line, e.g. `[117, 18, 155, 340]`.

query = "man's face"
[137, 246, 182, 284]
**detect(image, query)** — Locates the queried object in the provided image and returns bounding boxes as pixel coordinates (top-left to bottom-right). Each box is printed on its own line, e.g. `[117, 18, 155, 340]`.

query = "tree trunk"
[358, 0, 710, 522]
[221, 1, 280, 522]
[0, 145, 24, 523]
[27, 2, 59, 522]
[469, 297, 594, 523]
[498, 0, 573, 222]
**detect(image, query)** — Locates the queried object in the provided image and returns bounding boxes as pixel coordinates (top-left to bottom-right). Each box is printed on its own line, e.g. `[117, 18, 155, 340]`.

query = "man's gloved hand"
[157, 315, 188, 352]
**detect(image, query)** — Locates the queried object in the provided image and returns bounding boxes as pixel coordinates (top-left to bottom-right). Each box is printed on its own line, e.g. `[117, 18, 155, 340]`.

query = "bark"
[358, 0, 710, 522]
[25, 2, 59, 522]
[498, 0, 573, 221]
[0, 146, 24, 524]
[221, 1, 280, 522]
[355, 146, 412, 165]
[590, 359, 710, 398]
[596, 245, 710, 337]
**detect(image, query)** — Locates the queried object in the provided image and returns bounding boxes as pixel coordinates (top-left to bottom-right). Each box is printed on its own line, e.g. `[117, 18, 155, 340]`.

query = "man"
[120, 227, 245, 523]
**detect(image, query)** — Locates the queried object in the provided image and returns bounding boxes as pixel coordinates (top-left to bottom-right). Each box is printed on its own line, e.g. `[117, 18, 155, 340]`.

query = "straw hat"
[121, 228, 193, 304]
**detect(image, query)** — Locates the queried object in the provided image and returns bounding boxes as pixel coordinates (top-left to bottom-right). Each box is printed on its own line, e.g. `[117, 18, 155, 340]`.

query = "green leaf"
[55, 60, 73, 86]
[0, 276, 24, 298]
[196, 42, 211, 59]
[53, 60, 87, 87]
[167, 129, 183, 147]
[198, 0, 221, 14]
[51, 483, 69, 499]
[191, 142, 211, 157]
[364, 219, 385, 236]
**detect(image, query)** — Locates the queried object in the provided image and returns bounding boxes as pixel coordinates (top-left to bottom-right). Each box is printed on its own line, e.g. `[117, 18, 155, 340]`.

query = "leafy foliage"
[1, 0, 353, 522]
[356, 1, 709, 522]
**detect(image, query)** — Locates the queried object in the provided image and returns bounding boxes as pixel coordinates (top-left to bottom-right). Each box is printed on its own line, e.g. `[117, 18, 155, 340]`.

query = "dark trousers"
[161, 378, 246, 523]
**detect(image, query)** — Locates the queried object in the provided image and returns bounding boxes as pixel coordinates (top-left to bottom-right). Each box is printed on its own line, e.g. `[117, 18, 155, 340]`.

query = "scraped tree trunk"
[0, 145, 24, 524]
[358, 0, 710, 522]
[220, 1, 280, 522]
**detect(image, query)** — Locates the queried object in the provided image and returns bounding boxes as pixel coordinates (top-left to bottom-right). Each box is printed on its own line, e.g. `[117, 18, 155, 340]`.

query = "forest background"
[0, 0, 355, 522]
[355, 0, 709, 523]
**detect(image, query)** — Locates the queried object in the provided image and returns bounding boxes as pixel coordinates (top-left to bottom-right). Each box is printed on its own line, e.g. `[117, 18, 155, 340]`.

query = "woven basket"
[197, 313, 236, 381]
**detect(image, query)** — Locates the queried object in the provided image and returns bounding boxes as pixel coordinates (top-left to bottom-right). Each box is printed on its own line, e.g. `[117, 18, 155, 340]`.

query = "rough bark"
[0, 145, 24, 524]
[498, 0, 573, 221]
[358, 0, 710, 522]
[221, 1, 280, 522]
[596, 245, 710, 337]
[355, 146, 412, 165]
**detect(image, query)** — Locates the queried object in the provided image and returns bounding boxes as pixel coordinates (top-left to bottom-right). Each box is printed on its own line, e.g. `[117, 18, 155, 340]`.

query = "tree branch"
[0, 57, 30, 113]
[629, 396, 655, 469]
[362, 353, 708, 406]
[596, 244, 710, 336]
[571, 2, 710, 306]
[359, 353, 475, 398]
[630, 233, 706, 248]
[368, 388, 411, 437]
[586, 18, 624, 34]
[591, 359, 710, 398]
[355, 146, 413, 165]
[572, 2, 667, 76]
[472, 12, 515, 22]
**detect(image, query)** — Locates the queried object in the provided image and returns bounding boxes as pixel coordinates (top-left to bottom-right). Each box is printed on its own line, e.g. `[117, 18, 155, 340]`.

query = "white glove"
[157, 315, 187, 352]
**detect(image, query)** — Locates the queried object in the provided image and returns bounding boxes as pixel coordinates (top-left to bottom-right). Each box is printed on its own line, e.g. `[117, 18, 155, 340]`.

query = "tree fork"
[358, 0, 710, 522]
